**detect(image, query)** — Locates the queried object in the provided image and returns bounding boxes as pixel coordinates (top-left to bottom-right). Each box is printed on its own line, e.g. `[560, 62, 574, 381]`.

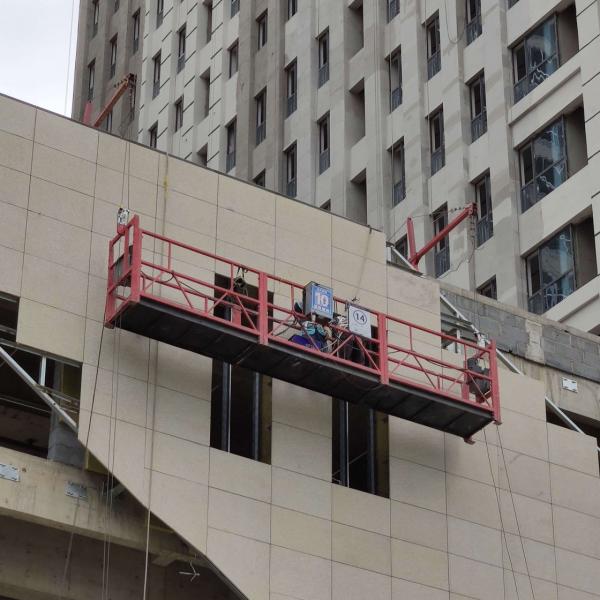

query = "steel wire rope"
[63, 0, 76, 116]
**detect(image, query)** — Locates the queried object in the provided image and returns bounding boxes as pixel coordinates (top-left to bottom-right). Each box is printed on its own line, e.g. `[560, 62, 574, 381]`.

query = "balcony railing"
[431, 147, 445, 175]
[152, 80, 160, 98]
[318, 63, 329, 87]
[177, 54, 185, 73]
[231, 0, 239, 17]
[286, 93, 297, 117]
[319, 149, 330, 174]
[520, 158, 566, 212]
[471, 109, 487, 142]
[528, 271, 575, 314]
[226, 151, 236, 172]
[256, 121, 266, 145]
[514, 55, 559, 103]
[427, 51, 441, 80]
[434, 246, 450, 277]
[286, 179, 297, 197]
[391, 87, 402, 111]
[476, 213, 493, 247]
[466, 15, 482, 45]
[387, 0, 399, 22]
[392, 180, 405, 206]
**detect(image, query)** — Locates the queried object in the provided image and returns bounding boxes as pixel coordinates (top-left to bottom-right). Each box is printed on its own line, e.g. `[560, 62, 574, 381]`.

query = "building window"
[285, 60, 297, 117]
[394, 235, 408, 261]
[391, 140, 405, 206]
[387, 0, 399, 22]
[427, 14, 441, 79]
[174, 97, 184, 131]
[333, 400, 389, 498]
[475, 174, 493, 246]
[109, 35, 118, 79]
[466, 0, 482, 44]
[230, 0, 239, 18]
[284, 143, 297, 197]
[527, 227, 575, 314]
[87, 60, 95, 100]
[156, 0, 164, 27]
[287, 0, 297, 19]
[388, 49, 402, 111]
[206, 2, 213, 42]
[210, 277, 271, 464]
[318, 114, 330, 174]
[254, 171, 266, 187]
[104, 109, 113, 133]
[429, 109, 445, 175]
[257, 12, 267, 49]
[92, 0, 99, 37]
[226, 119, 236, 171]
[255, 90, 266, 145]
[318, 30, 329, 87]
[520, 118, 566, 212]
[321, 200, 331, 211]
[114, 0, 119, 12]
[228, 42, 238, 77]
[177, 26, 186, 72]
[433, 204, 449, 276]
[509, 0, 520, 7]
[470, 73, 487, 142]
[152, 52, 161, 98]
[149, 122, 158, 148]
[513, 16, 558, 102]
[478, 277, 497, 300]
[132, 10, 140, 53]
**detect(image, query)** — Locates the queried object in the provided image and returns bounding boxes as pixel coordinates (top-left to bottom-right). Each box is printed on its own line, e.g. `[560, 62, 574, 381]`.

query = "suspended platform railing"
[105, 216, 500, 439]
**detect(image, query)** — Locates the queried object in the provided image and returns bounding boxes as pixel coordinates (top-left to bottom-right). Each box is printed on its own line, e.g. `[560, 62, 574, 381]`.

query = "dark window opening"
[149, 122, 158, 148]
[287, 0, 297, 19]
[255, 90, 266, 146]
[466, 0, 482, 44]
[228, 42, 238, 78]
[332, 399, 389, 498]
[469, 72, 487, 142]
[391, 140, 405, 206]
[177, 26, 186, 72]
[429, 109, 445, 175]
[132, 10, 140, 53]
[210, 275, 272, 464]
[318, 31, 329, 87]
[285, 60, 297, 117]
[0, 293, 19, 341]
[92, 0, 99, 37]
[87, 60, 95, 101]
[226, 119, 236, 171]
[109, 35, 118, 79]
[257, 12, 268, 49]
[478, 277, 497, 299]
[475, 173, 493, 246]
[426, 15, 441, 79]
[284, 143, 297, 197]
[388, 49, 402, 111]
[387, 0, 399, 22]
[433, 204, 449, 276]
[174, 97, 184, 132]
[254, 171, 265, 187]
[157, 0, 164, 27]
[318, 113, 330, 174]
[152, 52, 161, 98]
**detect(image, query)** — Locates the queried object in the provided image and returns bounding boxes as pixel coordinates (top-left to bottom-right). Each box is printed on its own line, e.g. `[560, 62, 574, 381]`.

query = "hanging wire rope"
[63, 0, 77, 116]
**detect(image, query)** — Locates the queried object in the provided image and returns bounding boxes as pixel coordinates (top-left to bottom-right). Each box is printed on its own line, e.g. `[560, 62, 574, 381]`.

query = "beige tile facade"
[2, 94, 600, 599]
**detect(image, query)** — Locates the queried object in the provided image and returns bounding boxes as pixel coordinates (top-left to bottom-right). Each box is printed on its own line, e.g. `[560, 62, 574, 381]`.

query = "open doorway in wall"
[209, 275, 272, 464]
[0, 293, 82, 458]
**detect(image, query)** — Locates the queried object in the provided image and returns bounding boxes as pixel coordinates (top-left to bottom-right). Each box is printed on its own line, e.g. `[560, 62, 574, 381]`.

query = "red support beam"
[407, 204, 476, 269]
[88, 73, 136, 129]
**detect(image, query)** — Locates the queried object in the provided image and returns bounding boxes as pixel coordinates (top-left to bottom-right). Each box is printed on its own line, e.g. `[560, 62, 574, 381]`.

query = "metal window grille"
[391, 87, 402, 111]
[153, 80, 160, 98]
[387, 0, 399, 22]
[431, 147, 445, 175]
[471, 109, 487, 142]
[256, 121, 266, 145]
[318, 62, 329, 87]
[286, 179, 297, 197]
[319, 148, 330, 174]
[476, 212, 494, 246]
[427, 51, 441, 79]
[466, 14, 482, 45]
[226, 151, 236, 171]
[434, 246, 450, 277]
[392, 180, 406, 206]
[286, 93, 297, 117]
[177, 54, 185, 73]
[521, 158, 567, 212]
[231, 0, 239, 17]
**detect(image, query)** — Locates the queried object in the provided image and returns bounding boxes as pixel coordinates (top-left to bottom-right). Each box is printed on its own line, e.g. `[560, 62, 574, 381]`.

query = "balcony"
[431, 147, 445, 176]
[226, 151, 236, 172]
[286, 179, 297, 197]
[427, 51, 441, 80]
[466, 15, 482, 45]
[255, 122, 266, 146]
[392, 180, 405, 206]
[514, 55, 559, 103]
[520, 159, 566, 212]
[434, 246, 450, 277]
[319, 149, 330, 174]
[318, 63, 329, 87]
[528, 271, 575, 315]
[286, 93, 297, 117]
[476, 213, 493, 247]
[471, 110, 487, 142]
[391, 87, 402, 111]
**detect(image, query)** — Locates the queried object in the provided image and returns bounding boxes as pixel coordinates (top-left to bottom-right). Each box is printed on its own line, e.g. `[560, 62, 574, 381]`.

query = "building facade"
[2, 93, 600, 598]
[72, 0, 600, 334]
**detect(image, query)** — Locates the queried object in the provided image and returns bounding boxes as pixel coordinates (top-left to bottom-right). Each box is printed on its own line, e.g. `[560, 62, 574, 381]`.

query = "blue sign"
[304, 282, 334, 319]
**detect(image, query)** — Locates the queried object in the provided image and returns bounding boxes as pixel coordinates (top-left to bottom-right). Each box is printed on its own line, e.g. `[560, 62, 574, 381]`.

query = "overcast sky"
[0, 0, 79, 116]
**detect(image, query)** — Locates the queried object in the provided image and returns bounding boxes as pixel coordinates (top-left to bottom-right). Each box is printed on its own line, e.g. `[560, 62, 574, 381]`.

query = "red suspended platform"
[105, 216, 500, 439]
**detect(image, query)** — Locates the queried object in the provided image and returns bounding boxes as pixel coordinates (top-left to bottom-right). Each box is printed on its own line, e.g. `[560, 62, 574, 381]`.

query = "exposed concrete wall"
[2, 95, 600, 600]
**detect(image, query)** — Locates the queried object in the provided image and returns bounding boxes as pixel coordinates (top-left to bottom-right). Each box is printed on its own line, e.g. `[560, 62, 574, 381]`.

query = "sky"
[0, 0, 79, 116]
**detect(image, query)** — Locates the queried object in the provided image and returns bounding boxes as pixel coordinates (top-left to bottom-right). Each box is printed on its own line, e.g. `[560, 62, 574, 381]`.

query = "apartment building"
[71, 0, 600, 330]
[3, 93, 600, 598]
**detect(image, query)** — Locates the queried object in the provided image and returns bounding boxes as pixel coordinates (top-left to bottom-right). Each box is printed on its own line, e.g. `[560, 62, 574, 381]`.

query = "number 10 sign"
[303, 282, 334, 319]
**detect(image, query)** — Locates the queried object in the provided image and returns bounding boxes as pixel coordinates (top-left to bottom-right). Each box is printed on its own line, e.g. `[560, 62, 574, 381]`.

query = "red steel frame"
[106, 216, 500, 424]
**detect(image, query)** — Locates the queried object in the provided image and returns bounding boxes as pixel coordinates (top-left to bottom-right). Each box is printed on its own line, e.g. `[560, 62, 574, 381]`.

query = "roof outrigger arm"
[0, 344, 78, 432]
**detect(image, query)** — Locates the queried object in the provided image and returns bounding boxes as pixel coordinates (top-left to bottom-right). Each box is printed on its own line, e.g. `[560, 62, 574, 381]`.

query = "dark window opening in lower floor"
[209, 273, 272, 464]
[332, 399, 389, 498]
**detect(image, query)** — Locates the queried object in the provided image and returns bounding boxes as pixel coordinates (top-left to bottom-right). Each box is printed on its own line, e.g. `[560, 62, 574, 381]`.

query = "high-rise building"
[72, 0, 600, 334]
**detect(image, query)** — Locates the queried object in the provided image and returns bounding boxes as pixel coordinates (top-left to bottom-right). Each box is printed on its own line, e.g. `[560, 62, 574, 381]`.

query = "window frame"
[92, 0, 99, 36]
[318, 113, 330, 174]
[132, 10, 140, 53]
[149, 122, 158, 148]
[174, 97, 184, 132]
[226, 119, 237, 172]
[426, 14, 441, 79]
[255, 89, 267, 146]
[257, 11, 268, 49]
[469, 72, 487, 142]
[109, 35, 118, 79]
[429, 108, 445, 175]
[474, 173, 493, 246]
[177, 26, 186, 72]
[228, 42, 239, 78]
[285, 60, 297, 117]
[287, 0, 297, 20]
[152, 52, 161, 98]
[477, 277, 497, 299]
[318, 30, 330, 87]
[87, 60, 95, 100]
[391, 140, 406, 206]
[284, 143, 297, 197]
[388, 49, 402, 111]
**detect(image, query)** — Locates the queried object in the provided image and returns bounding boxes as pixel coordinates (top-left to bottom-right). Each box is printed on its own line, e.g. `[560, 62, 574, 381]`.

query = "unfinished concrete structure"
[71, 0, 600, 335]
[2, 93, 600, 599]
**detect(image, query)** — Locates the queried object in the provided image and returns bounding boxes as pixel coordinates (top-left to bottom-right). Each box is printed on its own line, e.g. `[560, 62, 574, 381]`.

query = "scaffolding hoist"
[104, 216, 501, 440]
